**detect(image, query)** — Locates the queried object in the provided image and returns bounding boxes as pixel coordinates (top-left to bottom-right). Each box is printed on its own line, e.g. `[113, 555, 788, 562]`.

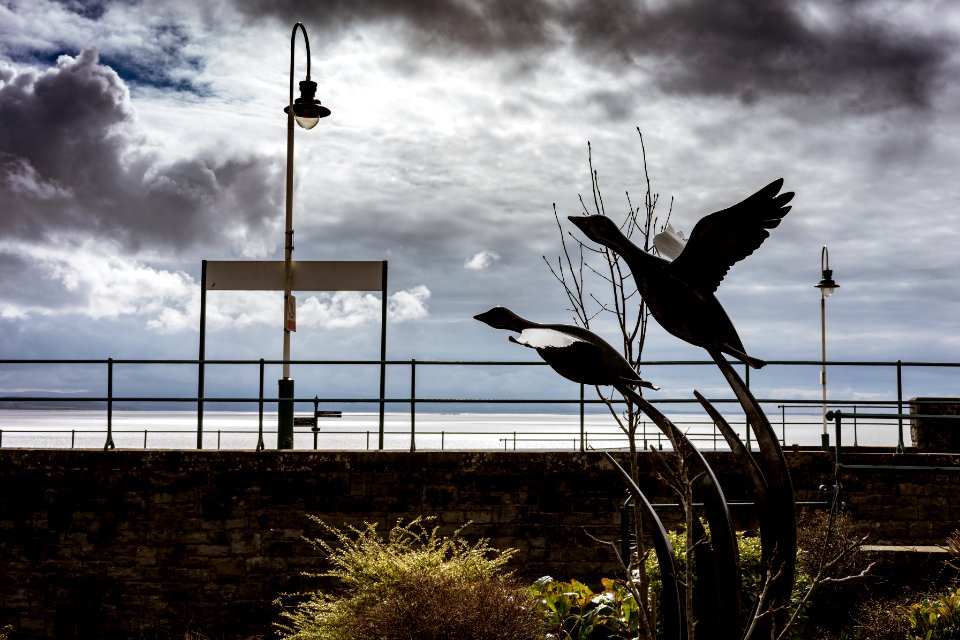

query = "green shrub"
[907, 586, 960, 640]
[529, 576, 641, 639]
[531, 528, 816, 639]
[276, 516, 545, 640]
[643, 528, 813, 635]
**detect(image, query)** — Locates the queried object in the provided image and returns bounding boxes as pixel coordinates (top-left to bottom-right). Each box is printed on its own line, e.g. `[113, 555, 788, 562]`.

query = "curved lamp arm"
[287, 22, 330, 129]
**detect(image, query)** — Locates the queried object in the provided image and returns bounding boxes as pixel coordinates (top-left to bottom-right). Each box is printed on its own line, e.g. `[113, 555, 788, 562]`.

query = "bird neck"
[602, 228, 661, 278]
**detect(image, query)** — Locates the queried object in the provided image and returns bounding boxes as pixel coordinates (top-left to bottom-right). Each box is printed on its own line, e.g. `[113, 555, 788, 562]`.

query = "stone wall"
[910, 397, 960, 452]
[0, 448, 954, 639]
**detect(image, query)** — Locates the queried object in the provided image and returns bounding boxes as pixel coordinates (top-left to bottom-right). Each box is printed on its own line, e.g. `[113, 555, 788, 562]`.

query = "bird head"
[473, 306, 528, 332]
[567, 214, 624, 247]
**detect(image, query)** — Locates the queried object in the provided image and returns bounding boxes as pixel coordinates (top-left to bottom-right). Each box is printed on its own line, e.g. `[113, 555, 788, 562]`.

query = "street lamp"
[278, 22, 331, 450]
[815, 246, 838, 450]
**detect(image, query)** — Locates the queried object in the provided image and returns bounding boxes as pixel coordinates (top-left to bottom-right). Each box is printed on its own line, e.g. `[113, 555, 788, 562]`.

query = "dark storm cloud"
[0, 49, 281, 253]
[559, 0, 951, 110]
[234, 0, 555, 55]
[233, 0, 951, 112]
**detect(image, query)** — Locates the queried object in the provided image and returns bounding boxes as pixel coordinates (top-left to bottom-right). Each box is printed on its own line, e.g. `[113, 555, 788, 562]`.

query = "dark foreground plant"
[532, 527, 817, 640]
[530, 576, 641, 640]
[275, 516, 545, 640]
[907, 585, 960, 640]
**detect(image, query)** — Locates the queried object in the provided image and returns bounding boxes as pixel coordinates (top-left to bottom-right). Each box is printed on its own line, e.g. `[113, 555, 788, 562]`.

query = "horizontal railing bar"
[3, 358, 960, 367]
[830, 412, 960, 421]
[0, 396, 929, 406]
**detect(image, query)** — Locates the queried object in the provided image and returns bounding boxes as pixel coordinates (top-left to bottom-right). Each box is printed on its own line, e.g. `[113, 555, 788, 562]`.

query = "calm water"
[0, 410, 904, 450]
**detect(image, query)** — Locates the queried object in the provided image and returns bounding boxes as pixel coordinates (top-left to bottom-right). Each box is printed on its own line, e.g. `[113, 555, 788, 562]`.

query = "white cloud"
[0, 237, 194, 321]
[0, 236, 432, 333]
[150, 286, 431, 333]
[298, 287, 431, 329]
[464, 250, 501, 270]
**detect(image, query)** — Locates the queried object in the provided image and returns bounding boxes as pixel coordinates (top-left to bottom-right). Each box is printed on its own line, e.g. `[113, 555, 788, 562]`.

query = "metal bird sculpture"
[473, 306, 656, 390]
[475, 306, 745, 640]
[568, 178, 794, 369]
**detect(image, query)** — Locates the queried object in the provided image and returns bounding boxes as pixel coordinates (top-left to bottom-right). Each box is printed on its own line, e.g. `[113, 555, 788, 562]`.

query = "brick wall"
[0, 448, 954, 639]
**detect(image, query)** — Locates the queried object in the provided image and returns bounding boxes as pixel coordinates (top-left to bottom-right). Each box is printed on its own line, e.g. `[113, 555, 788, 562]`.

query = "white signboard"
[204, 260, 384, 292]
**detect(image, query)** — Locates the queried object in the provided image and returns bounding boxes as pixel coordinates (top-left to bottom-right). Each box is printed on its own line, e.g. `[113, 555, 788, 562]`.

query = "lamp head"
[284, 79, 331, 129]
[815, 245, 839, 297]
[816, 269, 838, 297]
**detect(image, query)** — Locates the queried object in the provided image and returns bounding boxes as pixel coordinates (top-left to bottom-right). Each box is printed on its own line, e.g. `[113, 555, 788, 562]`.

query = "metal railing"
[827, 408, 960, 470]
[1, 357, 958, 451]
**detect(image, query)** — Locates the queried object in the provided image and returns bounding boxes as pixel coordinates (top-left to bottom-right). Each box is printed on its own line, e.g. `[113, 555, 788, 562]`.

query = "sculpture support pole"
[709, 350, 796, 639]
[603, 451, 685, 640]
[621, 387, 741, 640]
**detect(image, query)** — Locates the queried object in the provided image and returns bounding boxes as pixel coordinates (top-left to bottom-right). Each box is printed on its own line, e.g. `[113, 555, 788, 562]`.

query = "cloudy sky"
[1, 0, 959, 407]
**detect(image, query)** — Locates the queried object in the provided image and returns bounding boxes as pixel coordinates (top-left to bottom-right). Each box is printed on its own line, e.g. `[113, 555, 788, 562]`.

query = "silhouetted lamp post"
[278, 22, 331, 450]
[815, 246, 838, 450]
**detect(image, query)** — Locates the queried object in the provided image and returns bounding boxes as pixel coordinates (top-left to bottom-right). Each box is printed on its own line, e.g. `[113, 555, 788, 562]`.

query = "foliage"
[529, 576, 641, 640]
[642, 527, 814, 637]
[276, 516, 544, 640]
[532, 529, 816, 640]
[907, 586, 960, 640]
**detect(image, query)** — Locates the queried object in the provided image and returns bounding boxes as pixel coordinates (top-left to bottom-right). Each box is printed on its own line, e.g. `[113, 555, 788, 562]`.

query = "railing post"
[410, 359, 416, 453]
[312, 395, 320, 450]
[198, 260, 207, 450]
[780, 404, 786, 445]
[896, 360, 905, 453]
[104, 358, 115, 450]
[828, 409, 842, 466]
[853, 405, 859, 447]
[579, 384, 585, 453]
[256, 359, 266, 452]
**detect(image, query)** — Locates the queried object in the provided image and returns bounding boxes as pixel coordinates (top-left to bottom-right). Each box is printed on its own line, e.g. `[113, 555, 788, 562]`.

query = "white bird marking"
[513, 328, 584, 349]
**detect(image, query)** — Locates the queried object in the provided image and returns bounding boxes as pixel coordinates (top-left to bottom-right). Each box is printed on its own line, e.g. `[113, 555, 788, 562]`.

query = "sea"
[0, 409, 905, 451]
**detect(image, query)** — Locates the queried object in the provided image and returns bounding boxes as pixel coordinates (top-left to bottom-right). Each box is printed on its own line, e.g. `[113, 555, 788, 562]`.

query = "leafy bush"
[907, 586, 960, 640]
[531, 528, 816, 639]
[529, 576, 641, 639]
[643, 528, 813, 634]
[276, 516, 545, 640]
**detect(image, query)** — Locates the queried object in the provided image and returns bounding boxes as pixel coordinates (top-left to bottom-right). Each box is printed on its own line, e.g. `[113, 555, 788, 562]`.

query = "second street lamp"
[278, 22, 331, 450]
[815, 246, 839, 450]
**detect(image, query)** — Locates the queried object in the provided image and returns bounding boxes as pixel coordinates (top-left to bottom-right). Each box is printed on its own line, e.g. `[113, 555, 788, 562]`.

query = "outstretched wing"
[668, 178, 794, 294]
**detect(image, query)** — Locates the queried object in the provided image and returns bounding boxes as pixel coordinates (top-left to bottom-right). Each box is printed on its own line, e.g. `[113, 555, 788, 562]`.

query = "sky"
[1, 0, 959, 409]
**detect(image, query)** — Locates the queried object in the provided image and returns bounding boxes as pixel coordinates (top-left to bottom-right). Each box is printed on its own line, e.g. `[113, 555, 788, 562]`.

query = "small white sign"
[286, 295, 297, 332]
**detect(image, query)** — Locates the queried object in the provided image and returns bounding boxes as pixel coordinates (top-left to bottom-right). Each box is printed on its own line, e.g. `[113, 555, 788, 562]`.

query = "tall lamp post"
[815, 246, 838, 450]
[278, 22, 331, 450]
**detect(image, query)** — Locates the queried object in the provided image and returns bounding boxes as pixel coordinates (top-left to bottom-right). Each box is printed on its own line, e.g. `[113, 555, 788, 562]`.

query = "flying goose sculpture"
[568, 178, 794, 368]
[473, 306, 656, 390]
